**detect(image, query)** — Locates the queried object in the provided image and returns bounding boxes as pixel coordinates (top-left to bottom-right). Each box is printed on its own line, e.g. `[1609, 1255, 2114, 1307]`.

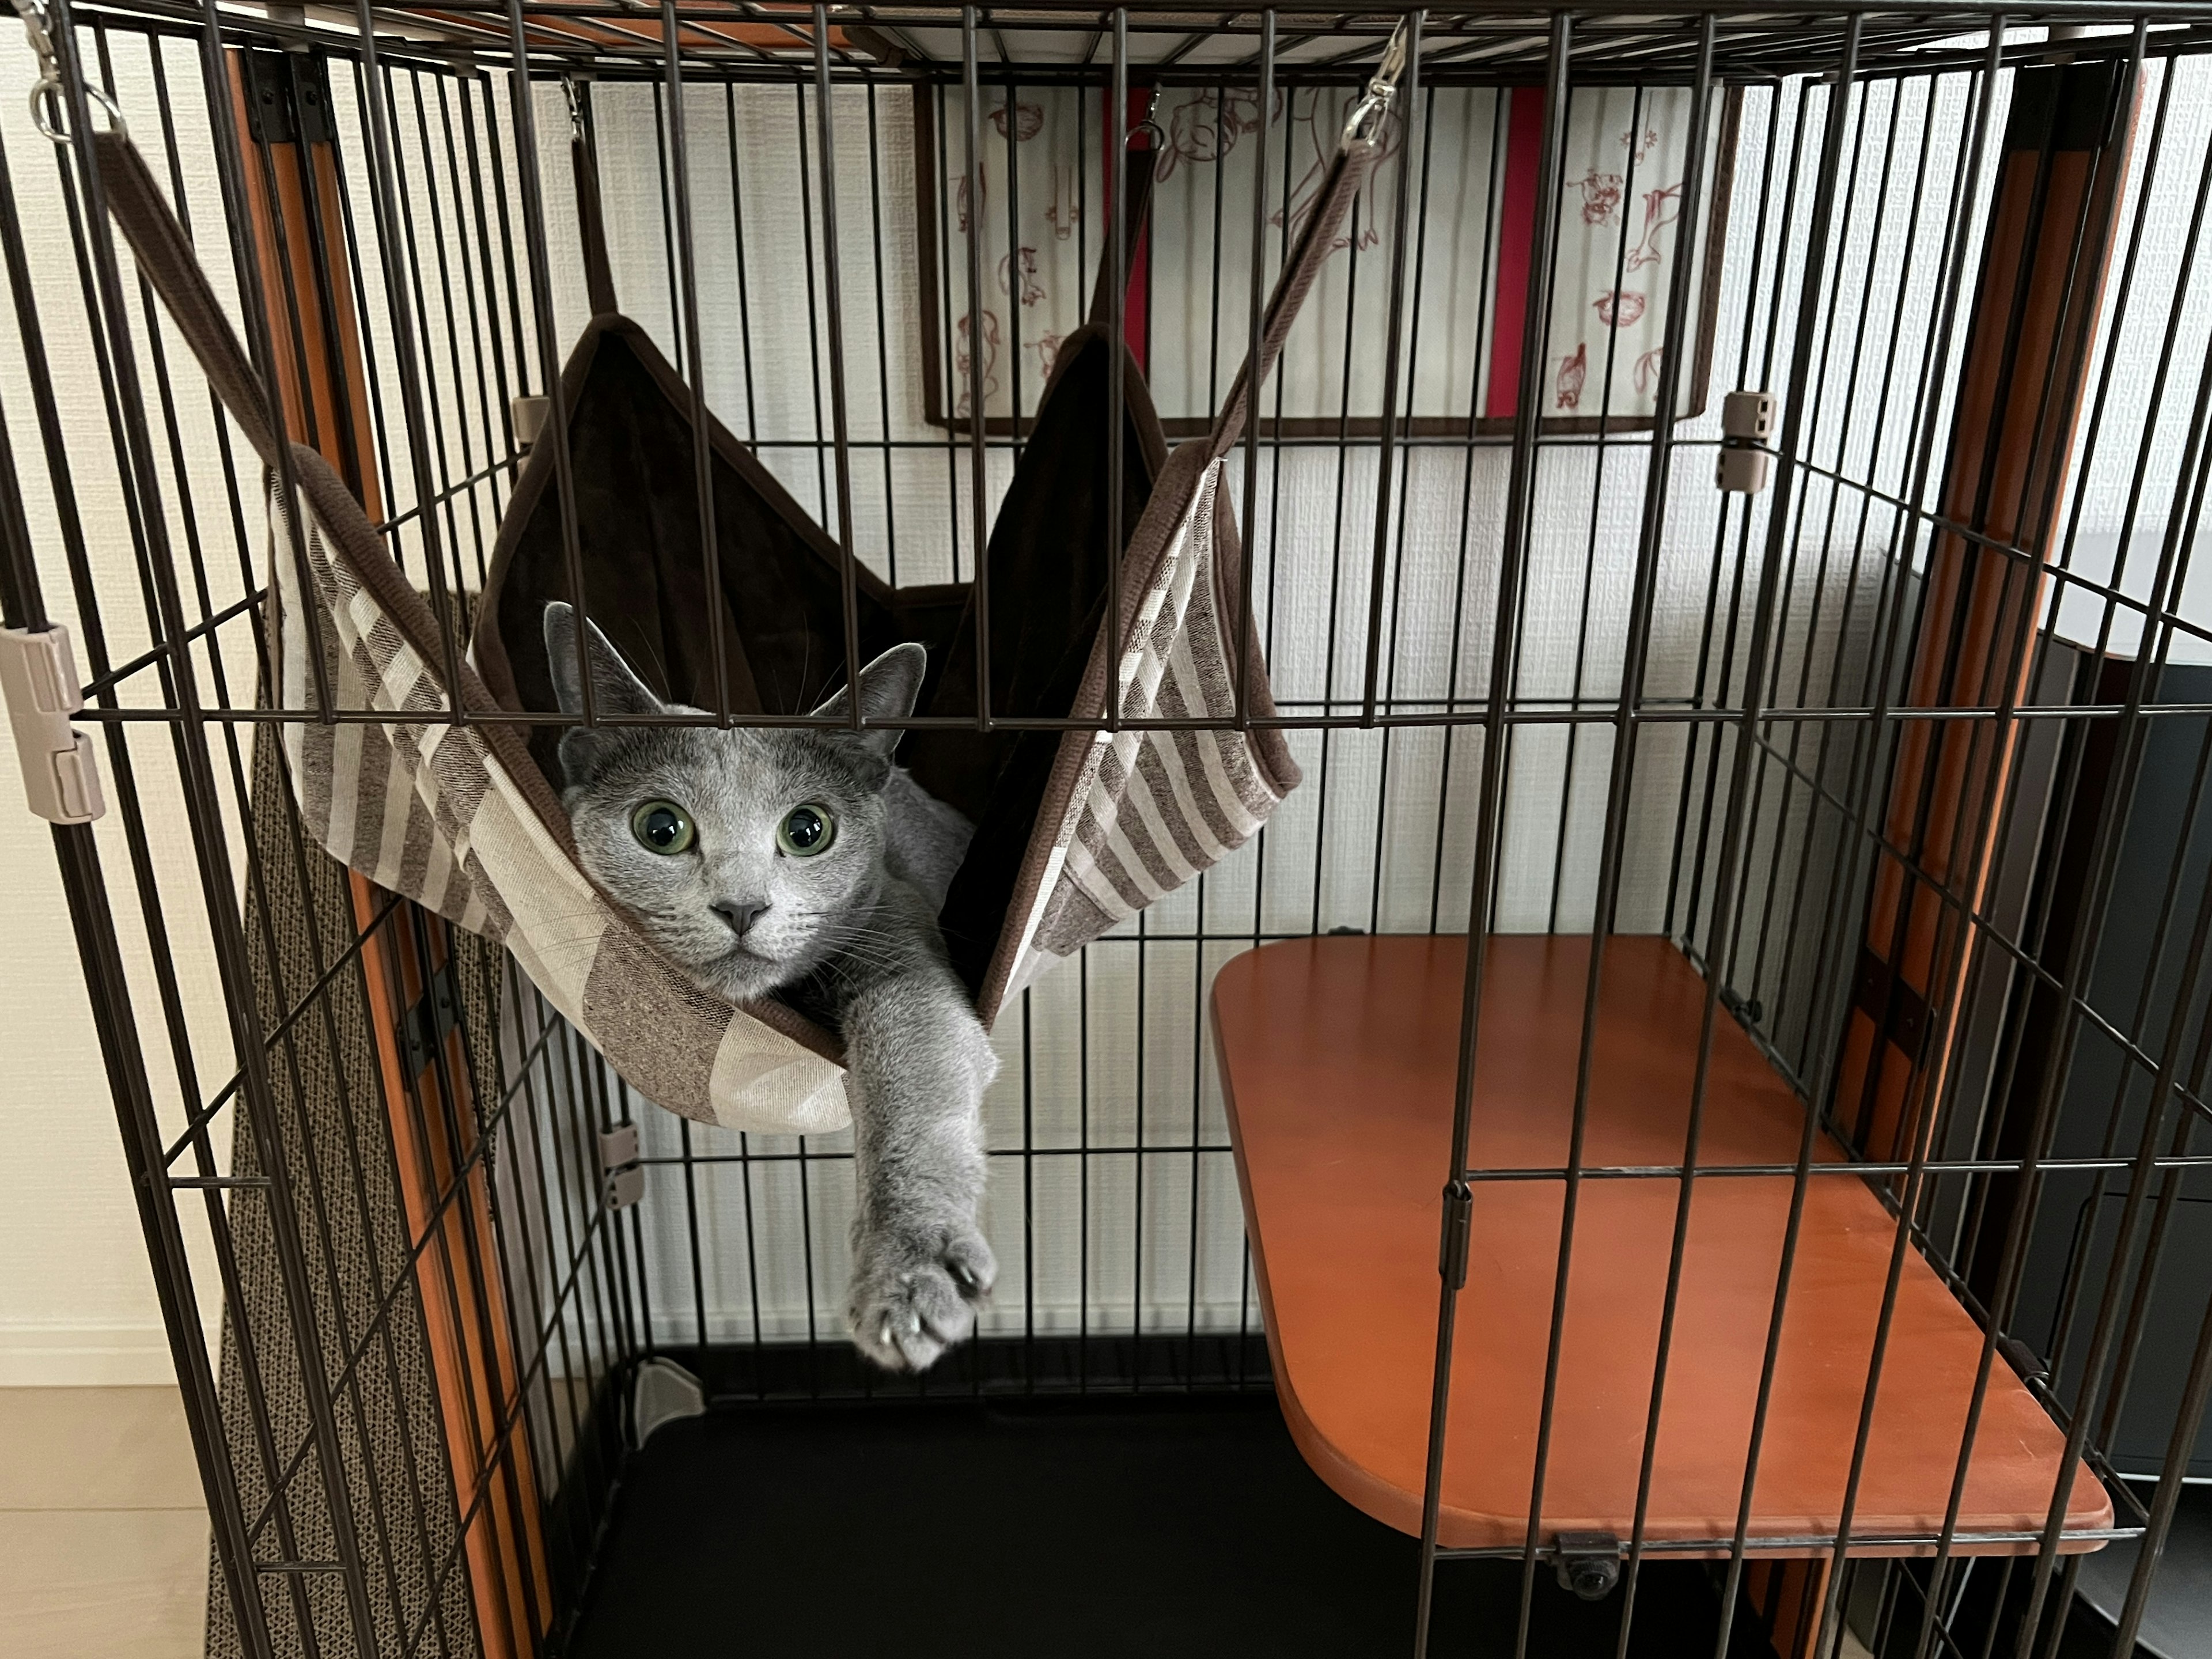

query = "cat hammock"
[91, 55, 1400, 1135]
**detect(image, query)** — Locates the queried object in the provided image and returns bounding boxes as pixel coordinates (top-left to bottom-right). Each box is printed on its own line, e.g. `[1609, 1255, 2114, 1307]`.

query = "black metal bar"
[1544, 73, 1649, 937]
[0, 375, 284, 1659]
[813, 3, 867, 729]
[660, 0, 735, 724]
[1234, 10, 1274, 734]
[350, 2, 468, 713]
[2109, 1251, 2212, 1652]
[1605, 25, 1722, 1652]
[504, 0, 597, 730]
[1, 93, 351, 1650]
[962, 7, 991, 728]
[1816, 46, 2143, 1652]
[187, 2, 331, 719]
[1412, 19, 1570, 1657]
[788, 78, 838, 577]
[863, 81, 901, 584]
[1705, 18, 1866, 1654]
[1106, 7, 1128, 732]
[1358, 8, 1421, 728]
[48, 4, 384, 1647]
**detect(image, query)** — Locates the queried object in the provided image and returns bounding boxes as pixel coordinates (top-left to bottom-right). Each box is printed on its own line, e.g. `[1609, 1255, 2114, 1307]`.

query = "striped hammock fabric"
[268, 448, 852, 1136]
[1004, 450, 1297, 1008]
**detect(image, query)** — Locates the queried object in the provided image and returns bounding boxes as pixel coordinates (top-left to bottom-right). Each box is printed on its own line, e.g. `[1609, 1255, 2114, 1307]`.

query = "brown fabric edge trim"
[967, 324, 1172, 1025]
[1207, 475, 1300, 796]
[1086, 145, 1159, 328]
[95, 132, 279, 465]
[293, 447, 578, 857]
[573, 122, 619, 319]
[1208, 139, 1379, 463]
[289, 446, 846, 1067]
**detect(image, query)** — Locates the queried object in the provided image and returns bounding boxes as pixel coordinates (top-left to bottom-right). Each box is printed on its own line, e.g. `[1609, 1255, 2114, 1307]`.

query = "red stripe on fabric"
[1486, 87, 1547, 421]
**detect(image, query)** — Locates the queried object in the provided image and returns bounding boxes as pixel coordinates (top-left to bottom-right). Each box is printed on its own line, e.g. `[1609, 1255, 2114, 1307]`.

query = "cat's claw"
[847, 1223, 997, 1373]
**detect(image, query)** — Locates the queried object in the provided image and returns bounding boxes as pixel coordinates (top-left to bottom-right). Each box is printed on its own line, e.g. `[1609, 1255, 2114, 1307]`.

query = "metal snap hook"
[31, 76, 126, 146]
[1126, 84, 1164, 151]
[11, 0, 127, 147]
[1343, 12, 1418, 145]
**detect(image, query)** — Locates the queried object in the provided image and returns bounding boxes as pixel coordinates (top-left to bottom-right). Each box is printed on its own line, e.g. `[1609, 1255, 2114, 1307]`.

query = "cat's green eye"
[630, 800, 695, 855]
[777, 803, 835, 858]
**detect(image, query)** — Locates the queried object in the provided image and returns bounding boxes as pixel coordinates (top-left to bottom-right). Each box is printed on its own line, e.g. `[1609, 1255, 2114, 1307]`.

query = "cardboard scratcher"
[92, 62, 1395, 1132]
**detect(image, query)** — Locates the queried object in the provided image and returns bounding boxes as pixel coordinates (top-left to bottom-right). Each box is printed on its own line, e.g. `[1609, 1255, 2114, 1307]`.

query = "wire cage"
[4, 1, 2212, 1655]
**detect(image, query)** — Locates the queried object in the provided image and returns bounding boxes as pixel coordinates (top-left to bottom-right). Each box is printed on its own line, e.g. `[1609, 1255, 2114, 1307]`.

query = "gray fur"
[544, 602, 996, 1372]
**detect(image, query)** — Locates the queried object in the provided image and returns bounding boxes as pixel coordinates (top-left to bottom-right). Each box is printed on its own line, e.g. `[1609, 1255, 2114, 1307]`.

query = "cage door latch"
[600, 1123, 643, 1210]
[400, 965, 461, 1077]
[1438, 1179, 1474, 1290]
[1552, 1532, 1622, 1601]
[0, 624, 104, 824]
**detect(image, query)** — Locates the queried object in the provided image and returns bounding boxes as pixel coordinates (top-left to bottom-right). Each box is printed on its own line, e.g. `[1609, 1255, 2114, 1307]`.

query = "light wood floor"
[0, 1387, 208, 1658]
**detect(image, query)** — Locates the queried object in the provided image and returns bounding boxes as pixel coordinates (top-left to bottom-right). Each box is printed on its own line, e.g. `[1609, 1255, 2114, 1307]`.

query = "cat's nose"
[712, 898, 770, 938]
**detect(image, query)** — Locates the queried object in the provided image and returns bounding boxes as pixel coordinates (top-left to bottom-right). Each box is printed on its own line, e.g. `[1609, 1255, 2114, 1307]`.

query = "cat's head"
[543, 601, 926, 1002]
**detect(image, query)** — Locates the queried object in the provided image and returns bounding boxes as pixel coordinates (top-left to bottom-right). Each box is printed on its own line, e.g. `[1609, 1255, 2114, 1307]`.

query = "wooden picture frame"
[914, 81, 1741, 440]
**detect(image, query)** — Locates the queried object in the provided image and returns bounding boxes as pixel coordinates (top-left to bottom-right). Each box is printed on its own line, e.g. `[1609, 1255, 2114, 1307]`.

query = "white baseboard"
[0, 1324, 199, 1387]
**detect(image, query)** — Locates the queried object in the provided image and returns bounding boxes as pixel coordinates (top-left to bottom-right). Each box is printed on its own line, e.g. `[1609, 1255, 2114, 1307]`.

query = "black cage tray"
[562, 1392, 1779, 1658]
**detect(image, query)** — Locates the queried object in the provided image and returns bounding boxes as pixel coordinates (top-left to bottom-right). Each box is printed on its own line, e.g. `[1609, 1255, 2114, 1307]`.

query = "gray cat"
[543, 601, 995, 1373]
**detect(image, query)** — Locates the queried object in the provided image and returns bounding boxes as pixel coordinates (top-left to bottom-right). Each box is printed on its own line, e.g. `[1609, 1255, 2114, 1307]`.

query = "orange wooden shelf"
[1211, 934, 2112, 1558]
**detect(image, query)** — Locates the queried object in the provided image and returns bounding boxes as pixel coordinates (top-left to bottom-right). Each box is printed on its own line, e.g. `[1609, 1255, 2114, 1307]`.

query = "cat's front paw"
[846, 1222, 997, 1373]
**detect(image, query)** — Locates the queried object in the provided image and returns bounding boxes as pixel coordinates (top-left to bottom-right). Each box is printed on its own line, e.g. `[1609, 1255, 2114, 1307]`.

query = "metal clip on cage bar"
[0, 625, 105, 823]
[1717, 388, 1777, 494]
[1128, 84, 1165, 151]
[1344, 12, 1418, 143]
[599, 1124, 643, 1211]
[8, 0, 123, 144]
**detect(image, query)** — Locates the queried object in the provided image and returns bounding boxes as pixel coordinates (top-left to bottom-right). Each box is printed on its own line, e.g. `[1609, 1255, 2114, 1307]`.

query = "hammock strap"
[1086, 139, 1158, 331]
[92, 129, 281, 467]
[568, 79, 620, 318]
[1206, 135, 1381, 464]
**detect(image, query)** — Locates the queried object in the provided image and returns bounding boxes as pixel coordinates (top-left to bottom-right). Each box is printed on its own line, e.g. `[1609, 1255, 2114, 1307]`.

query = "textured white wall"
[0, 33, 254, 1382]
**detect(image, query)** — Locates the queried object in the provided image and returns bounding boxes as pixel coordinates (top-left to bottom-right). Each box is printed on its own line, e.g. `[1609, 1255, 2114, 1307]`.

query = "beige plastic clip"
[0, 623, 104, 824]
[1722, 389, 1777, 442]
[1717, 389, 1777, 495]
[512, 394, 552, 451]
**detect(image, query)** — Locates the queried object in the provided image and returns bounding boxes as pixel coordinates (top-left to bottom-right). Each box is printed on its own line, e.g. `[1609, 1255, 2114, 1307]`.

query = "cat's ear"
[544, 602, 664, 785]
[809, 642, 926, 766]
[544, 601, 664, 719]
